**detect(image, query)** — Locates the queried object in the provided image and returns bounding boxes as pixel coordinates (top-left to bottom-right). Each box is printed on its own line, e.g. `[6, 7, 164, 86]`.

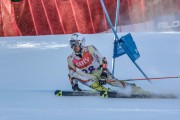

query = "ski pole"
[78, 76, 180, 83]
[121, 76, 180, 81]
[107, 76, 180, 83]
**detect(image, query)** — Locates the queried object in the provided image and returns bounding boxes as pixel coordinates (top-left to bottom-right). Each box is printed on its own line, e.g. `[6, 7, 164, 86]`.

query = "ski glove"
[72, 83, 82, 91]
[99, 68, 108, 85]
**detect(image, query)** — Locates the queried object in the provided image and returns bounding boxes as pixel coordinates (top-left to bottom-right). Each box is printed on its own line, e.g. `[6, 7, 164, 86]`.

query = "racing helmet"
[69, 33, 85, 48]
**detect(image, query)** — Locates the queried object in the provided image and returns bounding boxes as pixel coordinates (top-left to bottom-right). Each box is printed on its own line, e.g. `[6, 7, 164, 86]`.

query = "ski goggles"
[70, 40, 81, 48]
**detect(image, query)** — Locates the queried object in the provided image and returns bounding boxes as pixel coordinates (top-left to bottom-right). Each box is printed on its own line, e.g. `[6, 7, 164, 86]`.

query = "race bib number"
[82, 66, 95, 73]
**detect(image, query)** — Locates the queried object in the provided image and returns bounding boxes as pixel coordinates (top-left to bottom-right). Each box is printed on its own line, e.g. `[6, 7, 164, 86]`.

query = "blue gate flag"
[113, 41, 125, 58]
[113, 33, 140, 62]
[121, 33, 140, 62]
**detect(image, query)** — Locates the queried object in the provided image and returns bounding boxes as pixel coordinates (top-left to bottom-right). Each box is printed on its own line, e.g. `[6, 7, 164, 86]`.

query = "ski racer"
[67, 33, 148, 94]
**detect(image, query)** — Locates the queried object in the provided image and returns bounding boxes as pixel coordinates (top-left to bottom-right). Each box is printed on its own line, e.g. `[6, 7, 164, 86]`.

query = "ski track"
[0, 89, 180, 120]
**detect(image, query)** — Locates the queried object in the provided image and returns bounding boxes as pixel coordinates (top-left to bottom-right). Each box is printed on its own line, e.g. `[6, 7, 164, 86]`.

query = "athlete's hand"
[99, 69, 108, 85]
[99, 76, 106, 85]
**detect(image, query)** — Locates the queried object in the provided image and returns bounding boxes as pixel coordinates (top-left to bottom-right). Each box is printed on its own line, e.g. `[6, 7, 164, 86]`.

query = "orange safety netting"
[0, 0, 179, 37]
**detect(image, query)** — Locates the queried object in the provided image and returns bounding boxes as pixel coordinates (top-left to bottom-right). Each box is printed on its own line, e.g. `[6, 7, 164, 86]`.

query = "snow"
[0, 33, 180, 120]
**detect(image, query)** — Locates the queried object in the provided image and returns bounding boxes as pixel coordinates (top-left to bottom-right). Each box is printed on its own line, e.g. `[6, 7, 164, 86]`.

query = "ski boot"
[72, 84, 82, 91]
[90, 81, 108, 91]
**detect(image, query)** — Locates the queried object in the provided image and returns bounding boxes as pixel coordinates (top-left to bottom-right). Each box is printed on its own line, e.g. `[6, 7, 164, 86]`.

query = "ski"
[54, 90, 100, 96]
[100, 91, 177, 99]
[54, 90, 177, 99]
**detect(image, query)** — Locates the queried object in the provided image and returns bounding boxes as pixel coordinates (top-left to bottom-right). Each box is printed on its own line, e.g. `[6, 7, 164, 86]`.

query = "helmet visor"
[70, 40, 81, 48]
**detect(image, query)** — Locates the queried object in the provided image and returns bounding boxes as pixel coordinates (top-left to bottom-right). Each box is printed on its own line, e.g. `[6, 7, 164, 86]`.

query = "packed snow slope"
[0, 33, 180, 120]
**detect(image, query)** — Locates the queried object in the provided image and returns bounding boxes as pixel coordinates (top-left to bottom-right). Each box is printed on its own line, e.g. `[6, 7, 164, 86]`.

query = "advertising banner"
[153, 14, 180, 32]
